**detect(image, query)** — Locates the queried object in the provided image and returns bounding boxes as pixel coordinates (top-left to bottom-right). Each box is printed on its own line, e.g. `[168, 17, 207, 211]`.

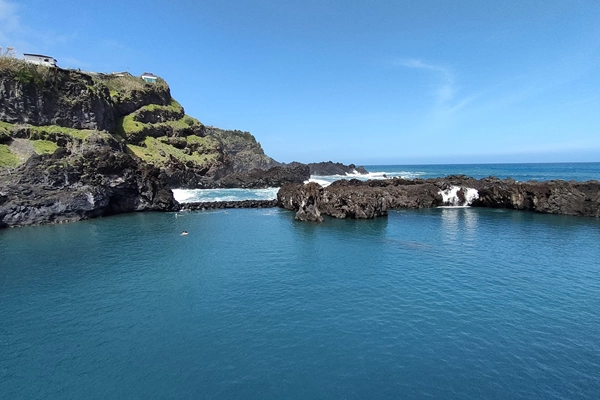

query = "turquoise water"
[1, 207, 599, 399]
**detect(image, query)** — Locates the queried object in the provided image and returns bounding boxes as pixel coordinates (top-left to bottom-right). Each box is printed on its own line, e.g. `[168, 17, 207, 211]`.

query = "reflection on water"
[439, 208, 480, 246]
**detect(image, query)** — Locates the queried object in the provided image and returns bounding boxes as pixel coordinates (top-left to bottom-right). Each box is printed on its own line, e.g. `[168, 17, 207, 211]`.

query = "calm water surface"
[1, 208, 599, 399]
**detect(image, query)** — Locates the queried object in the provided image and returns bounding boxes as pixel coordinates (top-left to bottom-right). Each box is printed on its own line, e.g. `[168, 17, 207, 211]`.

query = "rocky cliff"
[0, 58, 305, 227]
[0, 133, 179, 228]
[277, 176, 600, 222]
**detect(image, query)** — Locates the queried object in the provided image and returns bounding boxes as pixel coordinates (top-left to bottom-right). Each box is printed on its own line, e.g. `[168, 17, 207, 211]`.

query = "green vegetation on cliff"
[32, 140, 59, 155]
[0, 120, 108, 143]
[127, 135, 220, 167]
[204, 127, 279, 172]
[0, 144, 19, 168]
[0, 57, 57, 86]
[0, 63, 276, 186]
[115, 98, 201, 142]
[0, 121, 12, 142]
[27, 124, 97, 141]
[92, 73, 169, 101]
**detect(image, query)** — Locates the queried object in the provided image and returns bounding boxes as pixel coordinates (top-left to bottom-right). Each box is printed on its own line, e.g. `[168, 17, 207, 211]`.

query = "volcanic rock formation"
[277, 176, 600, 221]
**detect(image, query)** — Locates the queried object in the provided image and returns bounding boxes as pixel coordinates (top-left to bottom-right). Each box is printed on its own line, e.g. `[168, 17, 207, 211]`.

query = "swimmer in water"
[181, 231, 188, 236]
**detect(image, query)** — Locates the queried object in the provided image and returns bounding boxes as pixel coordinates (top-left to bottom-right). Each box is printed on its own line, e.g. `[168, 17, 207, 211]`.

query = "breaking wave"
[439, 186, 479, 207]
[172, 188, 279, 203]
[307, 170, 426, 187]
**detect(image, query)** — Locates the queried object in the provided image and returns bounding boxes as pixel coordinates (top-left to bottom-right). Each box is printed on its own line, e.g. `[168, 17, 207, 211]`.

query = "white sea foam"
[307, 170, 426, 187]
[439, 186, 479, 207]
[172, 188, 279, 203]
[306, 178, 334, 187]
[175, 170, 428, 201]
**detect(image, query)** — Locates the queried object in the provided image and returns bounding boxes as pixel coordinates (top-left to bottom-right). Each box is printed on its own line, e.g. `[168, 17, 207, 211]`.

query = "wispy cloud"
[396, 58, 457, 105]
[101, 39, 128, 50]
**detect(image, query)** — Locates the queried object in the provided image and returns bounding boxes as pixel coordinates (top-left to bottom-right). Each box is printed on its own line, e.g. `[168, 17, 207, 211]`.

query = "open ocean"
[1, 162, 600, 399]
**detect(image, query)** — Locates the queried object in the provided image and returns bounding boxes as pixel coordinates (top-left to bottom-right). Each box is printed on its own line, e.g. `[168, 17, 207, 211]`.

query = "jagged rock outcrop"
[472, 178, 600, 217]
[280, 182, 325, 222]
[0, 64, 173, 132]
[204, 127, 281, 173]
[0, 68, 116, 131]
[217, 164, 310, 188]
[287, 161, 368, 176]
[0, 134, 179, 228]
[278, 179, 440, 221]
[277, 176, 600, 221]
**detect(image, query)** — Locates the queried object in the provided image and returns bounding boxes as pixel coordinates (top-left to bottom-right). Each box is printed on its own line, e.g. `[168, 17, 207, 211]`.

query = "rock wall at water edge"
[277, 176, 600, 222]
[0, 60, 312, 227]
[0, 133, 179, 228]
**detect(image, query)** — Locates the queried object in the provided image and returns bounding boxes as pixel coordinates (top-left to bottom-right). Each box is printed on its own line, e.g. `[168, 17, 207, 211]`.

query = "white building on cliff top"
[23, 53, 57, 67]
[141, 72, 158, 83]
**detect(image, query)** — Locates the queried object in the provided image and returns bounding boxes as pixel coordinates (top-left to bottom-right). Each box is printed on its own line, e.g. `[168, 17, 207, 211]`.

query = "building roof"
[23, 53, 55, 59]
[141, 72, 157, 78]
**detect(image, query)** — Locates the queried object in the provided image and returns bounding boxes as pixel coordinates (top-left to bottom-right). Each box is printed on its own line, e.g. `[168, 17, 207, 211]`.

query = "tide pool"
[1, 207, 599, 399]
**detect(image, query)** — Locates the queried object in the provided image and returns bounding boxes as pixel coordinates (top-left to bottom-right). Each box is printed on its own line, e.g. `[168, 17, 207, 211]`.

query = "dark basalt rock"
[0, 143, 179, 228]
[217, 164, 310, 189]
[182, 200, 277, 210]
[0, 69, 116, 131]
[287, 161, 368, 176]
[472, 179, 600, 217]
[309, 161, 368, 175]
[277, 177, 600, 221]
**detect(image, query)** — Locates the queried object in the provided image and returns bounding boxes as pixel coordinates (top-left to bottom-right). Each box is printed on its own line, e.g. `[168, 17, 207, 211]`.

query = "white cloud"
[396, 58, 456, 104]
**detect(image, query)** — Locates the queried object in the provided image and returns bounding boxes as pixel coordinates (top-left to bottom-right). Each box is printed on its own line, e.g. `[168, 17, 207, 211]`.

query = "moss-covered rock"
[204, 126, 280, 172]
[0, 61, 290, 199]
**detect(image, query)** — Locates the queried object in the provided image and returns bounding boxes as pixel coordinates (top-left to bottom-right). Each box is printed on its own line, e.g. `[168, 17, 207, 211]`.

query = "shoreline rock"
[0, 139, 179, 228]
[277, 176, 600, 221]
[216, 164, 310, 189]
[181, 199, 277, 210]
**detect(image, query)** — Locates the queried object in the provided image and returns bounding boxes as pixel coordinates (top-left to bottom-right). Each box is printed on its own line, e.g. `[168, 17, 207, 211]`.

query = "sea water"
[309, 162, 600, 187]
[172, 163, 600, 203]
[1, 205, 600, 399]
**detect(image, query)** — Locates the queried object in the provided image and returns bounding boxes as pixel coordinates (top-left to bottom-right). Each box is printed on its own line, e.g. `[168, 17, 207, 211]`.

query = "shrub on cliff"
[92, 74, 169, 103]
[0, 57, 56, 86]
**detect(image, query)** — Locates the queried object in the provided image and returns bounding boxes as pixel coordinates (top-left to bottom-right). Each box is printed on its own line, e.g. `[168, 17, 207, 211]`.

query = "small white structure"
[23, 53, 57, 67]
[111, 71, 132, 77]
[141, 72, 158, 83]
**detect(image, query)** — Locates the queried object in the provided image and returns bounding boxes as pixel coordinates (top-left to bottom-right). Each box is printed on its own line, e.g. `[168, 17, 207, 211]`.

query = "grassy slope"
[0, 60, 245, 174]
[0, 144, 19, 168]
[127, 135, 219, 167]
[0, 121, 115, 169]
[31, 140, 59, 155]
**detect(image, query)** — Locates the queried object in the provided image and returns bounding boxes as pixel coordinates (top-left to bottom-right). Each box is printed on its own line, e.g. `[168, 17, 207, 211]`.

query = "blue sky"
[1, 0, 599, 164]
